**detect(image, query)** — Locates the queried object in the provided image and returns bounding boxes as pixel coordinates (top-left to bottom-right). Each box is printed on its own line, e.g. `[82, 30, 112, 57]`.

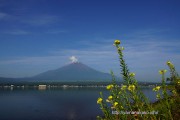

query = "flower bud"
[114, 40, 121, 45]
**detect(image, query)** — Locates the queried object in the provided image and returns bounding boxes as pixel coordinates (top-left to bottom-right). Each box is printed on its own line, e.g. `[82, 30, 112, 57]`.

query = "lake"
[0, 87, 158, 120]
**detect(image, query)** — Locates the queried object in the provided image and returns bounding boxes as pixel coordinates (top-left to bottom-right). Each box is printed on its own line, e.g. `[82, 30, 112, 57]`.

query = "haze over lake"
[0, 87, 158, 120]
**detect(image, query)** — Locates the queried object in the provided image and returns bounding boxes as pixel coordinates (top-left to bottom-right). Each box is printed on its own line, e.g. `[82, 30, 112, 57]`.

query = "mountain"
[0, 77, 15, 83]
[29, 62, 113, 82]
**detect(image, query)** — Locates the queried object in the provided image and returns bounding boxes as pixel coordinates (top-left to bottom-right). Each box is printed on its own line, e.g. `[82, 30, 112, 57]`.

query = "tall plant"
[97, 40, 179, 120]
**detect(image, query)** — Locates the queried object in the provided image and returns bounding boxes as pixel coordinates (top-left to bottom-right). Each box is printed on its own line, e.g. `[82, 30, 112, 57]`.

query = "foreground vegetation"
[97, 40, 180, 120]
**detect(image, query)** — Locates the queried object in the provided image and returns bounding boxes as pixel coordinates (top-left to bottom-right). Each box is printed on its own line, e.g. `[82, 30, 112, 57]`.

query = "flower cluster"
[97, 40, 178, 120]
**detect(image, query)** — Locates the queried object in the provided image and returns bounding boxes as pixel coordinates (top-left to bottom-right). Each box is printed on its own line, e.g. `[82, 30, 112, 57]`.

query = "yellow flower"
[166, 61, 174, 68]
[166, 61, 172, 65]
[156, 94, 161, 99]
[159, 70, 167, 74]
[114, 40, 121, 45]
[153, 86, 161, 91]
[129, 73, 135, 77]
[128, 85, 135, 91]
[121, 85, 127, 90]
[113, 102, 118, 107]
[108, 95, 113, 100]
[159, 70, 163, 74]
[97, 97, 103, 104]
[106, 84, 114, 90]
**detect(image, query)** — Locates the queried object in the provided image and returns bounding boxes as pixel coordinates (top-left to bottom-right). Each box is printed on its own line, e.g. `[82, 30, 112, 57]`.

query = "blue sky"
[0, 0, 180, 82]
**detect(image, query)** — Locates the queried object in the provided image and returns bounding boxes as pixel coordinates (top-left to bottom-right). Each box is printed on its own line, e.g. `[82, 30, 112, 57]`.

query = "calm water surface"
[0, 87, 157, 120]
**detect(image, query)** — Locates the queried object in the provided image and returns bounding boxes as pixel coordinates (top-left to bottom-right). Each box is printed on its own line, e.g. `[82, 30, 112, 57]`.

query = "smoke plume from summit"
[69, 56, 78, 63]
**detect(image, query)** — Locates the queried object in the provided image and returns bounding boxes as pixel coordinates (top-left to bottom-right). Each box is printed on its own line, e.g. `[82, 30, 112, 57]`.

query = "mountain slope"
[31, 62, 112, 81]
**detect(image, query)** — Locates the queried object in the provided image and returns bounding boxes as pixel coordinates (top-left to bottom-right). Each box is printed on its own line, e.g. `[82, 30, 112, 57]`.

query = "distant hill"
[0, 77, 19, 84]
[0, 62, 115, 83]
[30, 62, 113, 82]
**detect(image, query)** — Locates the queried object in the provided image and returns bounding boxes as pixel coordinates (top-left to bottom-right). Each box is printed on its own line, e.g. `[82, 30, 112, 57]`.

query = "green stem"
[162, 73, 173, 120]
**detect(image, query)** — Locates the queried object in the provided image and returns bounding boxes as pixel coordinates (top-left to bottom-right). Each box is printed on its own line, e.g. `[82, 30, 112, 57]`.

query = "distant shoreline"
[0, 83, 160, 91]
[0, 81, 163, 85]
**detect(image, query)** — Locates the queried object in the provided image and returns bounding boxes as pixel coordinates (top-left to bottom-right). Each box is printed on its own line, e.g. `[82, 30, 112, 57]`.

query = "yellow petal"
[97, 97, 103, 104]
